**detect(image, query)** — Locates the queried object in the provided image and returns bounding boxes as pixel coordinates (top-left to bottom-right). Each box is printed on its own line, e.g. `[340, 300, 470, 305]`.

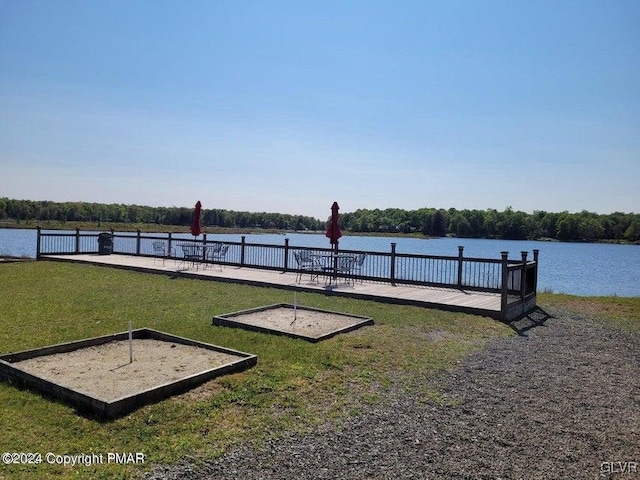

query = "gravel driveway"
[144, 307, 639, 480]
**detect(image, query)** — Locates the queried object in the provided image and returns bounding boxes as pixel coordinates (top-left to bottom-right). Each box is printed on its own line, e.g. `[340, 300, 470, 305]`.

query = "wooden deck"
[42, 254, 525, 320]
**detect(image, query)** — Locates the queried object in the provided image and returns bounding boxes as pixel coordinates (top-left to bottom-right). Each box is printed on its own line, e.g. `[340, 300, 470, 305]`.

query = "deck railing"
[37, 228, 538, 317]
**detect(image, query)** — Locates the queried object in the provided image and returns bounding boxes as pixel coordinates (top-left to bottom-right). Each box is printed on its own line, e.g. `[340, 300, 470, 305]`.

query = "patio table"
[179, 244, 212, 270]
[311, 253, 357, 285]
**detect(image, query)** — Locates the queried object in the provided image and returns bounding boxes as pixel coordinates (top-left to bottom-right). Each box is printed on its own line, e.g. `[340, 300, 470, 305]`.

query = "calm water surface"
[1, 229, 638, 297]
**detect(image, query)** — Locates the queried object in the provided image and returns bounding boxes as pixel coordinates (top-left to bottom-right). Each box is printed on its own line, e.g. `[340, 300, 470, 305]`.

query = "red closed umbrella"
[190, 201, 202, 237]
[325, 201, 343, 283]
[325, 201, 342, 246]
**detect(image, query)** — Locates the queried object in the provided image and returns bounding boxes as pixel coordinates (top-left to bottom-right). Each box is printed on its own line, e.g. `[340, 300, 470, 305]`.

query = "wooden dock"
[42, 254, 526, 320]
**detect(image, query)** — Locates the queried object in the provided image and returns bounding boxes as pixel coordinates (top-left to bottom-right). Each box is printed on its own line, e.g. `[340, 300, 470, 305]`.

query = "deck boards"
[42, 254, 525, 319]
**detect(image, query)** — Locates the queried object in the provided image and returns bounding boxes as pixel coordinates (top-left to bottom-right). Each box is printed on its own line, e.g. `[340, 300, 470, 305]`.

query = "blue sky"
[1, 0, 638, 219]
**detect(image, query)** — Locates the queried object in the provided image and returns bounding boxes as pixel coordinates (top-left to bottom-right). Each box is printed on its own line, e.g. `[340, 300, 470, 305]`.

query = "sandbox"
[0, 329, 257, 418]
[212, 303, 373, 342]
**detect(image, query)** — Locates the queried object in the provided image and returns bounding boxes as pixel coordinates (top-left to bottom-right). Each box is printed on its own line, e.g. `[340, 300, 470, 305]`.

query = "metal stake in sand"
[128, 320, 133, 363]
[291, 291, 298, 325]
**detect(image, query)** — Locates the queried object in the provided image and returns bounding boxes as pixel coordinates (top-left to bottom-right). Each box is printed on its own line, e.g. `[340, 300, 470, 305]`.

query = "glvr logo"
[600, 461, 638, 474]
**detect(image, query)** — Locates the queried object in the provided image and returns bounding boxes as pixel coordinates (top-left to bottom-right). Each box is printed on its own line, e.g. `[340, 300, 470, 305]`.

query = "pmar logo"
[107, 452, 145, 464]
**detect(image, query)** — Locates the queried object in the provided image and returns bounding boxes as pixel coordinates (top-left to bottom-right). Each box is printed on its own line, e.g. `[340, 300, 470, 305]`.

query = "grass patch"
[1, 261, 513, 479]
[538, 293, 640, 332]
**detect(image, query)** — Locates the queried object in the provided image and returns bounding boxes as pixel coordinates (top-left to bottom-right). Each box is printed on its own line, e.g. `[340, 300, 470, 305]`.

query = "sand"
[218, 306, 371, 339]
[14, 339, 240, 402]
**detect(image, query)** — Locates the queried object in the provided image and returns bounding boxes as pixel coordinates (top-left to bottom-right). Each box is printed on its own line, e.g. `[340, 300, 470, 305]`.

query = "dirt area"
[216, 305, 372, 340]
[144, 308, 640, 479]
[14, 339, 241, 402]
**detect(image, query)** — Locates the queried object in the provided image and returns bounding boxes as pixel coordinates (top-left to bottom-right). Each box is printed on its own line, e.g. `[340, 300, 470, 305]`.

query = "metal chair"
[335, 255, 357, 285]
[152, 241, 169, 265]
[294, 250, 322, 284]
[206, 244, 229, 271]
[179, 244, 202, 270]
[352, 253, 367, 282]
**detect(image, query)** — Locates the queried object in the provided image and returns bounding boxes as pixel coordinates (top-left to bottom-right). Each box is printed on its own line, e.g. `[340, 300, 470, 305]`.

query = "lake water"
[1, 228, 638, 297]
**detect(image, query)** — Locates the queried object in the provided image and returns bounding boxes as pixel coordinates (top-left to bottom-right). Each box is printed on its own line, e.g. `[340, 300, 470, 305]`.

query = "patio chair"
[294, 250, 322, 284]
[335, 255, 357, 285]
[352, 253, 367, 282]
[152, 241, 172, 265]
[179, 244, 202, 270]
[202, 242, 221, 268]
[206, 244, 229, 271]
[209, 242, 223, 254]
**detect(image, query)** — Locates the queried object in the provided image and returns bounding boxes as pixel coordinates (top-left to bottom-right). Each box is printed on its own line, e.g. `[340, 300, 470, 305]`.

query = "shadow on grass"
[507, 307, 553, 336]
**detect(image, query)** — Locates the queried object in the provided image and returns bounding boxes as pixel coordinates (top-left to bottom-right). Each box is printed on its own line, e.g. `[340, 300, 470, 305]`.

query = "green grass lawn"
[1, 262, 637, 479]
[538, 292, 640, 332]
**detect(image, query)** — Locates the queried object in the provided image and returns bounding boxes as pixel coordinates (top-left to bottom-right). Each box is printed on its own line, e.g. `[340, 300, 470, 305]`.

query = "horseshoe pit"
[212, 303, 373, 342]
[0, 328, 257, 418]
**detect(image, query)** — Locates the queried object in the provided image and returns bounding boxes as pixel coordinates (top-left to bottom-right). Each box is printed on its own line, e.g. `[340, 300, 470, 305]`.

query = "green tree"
[624, 220, 640, 242]
[0, 198, 7, 219]
[449, 213, 472, 237]
[431, 209, 448, 237]
[557, 214, 579, 241]
[580, 218, 605, 241]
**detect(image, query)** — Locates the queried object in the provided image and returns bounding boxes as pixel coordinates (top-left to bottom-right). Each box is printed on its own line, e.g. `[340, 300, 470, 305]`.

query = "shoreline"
[1, 221, 637, 246]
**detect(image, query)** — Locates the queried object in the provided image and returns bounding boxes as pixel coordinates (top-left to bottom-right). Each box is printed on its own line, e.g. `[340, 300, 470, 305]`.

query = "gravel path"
[144, 308, 640, 479]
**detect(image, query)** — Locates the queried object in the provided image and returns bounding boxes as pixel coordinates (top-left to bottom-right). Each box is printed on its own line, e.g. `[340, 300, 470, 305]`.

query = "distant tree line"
[1, 198, 639, 242]
[0, 198, 324, 231]
[340, 207, 640, 242]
